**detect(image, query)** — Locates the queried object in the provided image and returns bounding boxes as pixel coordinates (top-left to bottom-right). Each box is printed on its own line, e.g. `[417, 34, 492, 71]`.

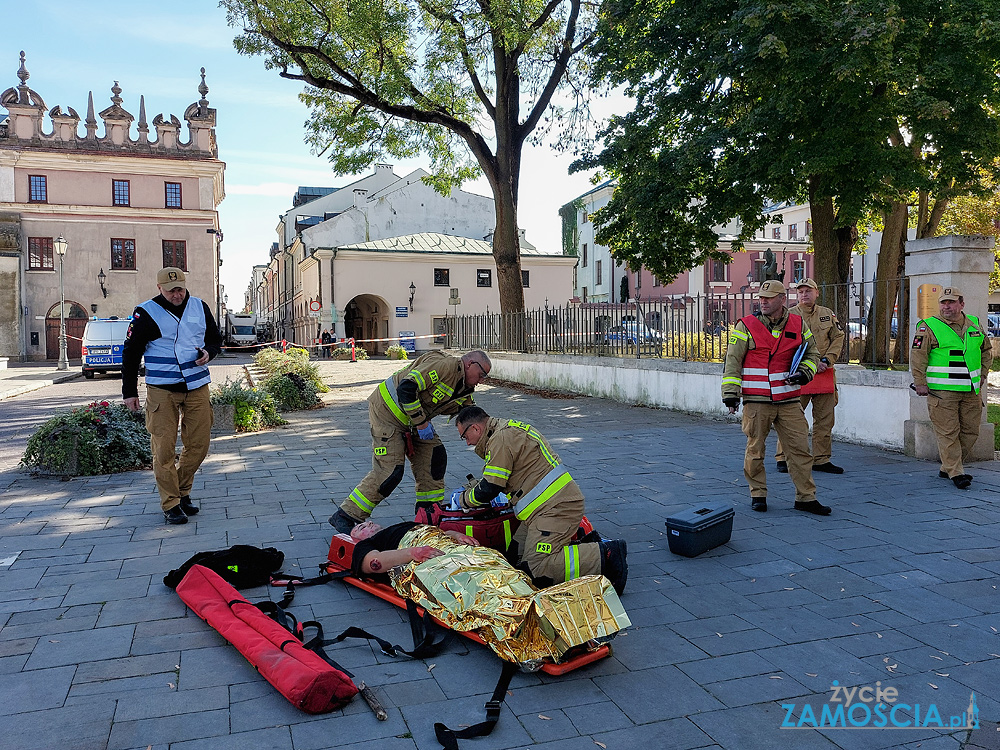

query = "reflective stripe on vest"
[379, 375, 411, 426]
[513, 464, 573, 520]
[924, 315, 983, 393]
[139, 297, 210, 390]
[739, 314, 803, 401]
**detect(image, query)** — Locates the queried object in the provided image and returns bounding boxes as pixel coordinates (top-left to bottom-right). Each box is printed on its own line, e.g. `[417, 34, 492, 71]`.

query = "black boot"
[328, 509, 360, 534]
[163, 506, 188, 525]
[599, 540, 628, 596]
[179, 495, 199, 515]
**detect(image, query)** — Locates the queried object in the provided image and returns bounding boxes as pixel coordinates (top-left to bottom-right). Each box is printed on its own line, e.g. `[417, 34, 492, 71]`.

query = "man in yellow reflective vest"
[722, 280, 829, 515]
[910, 287, 993, 490]
[329, 350, 491, 533]
[453, 405, 628, 595]
[775, 278, 847, 475]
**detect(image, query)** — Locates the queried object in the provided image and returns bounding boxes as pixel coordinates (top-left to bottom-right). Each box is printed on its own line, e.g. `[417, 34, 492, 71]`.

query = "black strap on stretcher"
[271, 570, 517, 749]
[271, 571, 453, 659]
[434, 660, 520, 750]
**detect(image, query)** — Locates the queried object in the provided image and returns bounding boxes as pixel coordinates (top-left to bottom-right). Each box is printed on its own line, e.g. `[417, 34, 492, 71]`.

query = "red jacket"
[740, 314, 804, 402]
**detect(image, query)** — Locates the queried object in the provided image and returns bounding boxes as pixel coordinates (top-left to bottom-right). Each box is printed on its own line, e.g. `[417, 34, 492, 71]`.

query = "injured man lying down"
[349, 520, 630, 665]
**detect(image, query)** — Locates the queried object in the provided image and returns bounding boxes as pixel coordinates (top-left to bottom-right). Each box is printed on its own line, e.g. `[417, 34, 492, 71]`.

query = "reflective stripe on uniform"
[563, 544, 580, 581]
[379, 377, 411, 425]
[514, 465, 573, 520]
[730, 329, 749, 341]
[416, 488, 444, 503]
[484, 464, 511, 481]
[348, 487, 376, 514]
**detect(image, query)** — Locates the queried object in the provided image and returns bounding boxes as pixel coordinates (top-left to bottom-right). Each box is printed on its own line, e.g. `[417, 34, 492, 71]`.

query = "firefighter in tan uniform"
[722, 280, 830, 515]
[454, 405, 628, 594]
[329, 350, 491, 533]
[910, 286, 992, 490]
[775, 278, 847, 474]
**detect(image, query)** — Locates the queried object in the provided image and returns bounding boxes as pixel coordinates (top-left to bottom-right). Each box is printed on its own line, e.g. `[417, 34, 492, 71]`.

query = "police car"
[81, 317, 141, 379]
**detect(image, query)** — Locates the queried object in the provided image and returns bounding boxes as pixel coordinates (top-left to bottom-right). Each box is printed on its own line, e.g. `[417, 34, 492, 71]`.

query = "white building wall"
[303, 178, 498, 251]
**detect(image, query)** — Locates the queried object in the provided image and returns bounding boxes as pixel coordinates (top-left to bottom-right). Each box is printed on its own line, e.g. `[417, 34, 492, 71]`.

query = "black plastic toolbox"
[664, 502, 735, 557]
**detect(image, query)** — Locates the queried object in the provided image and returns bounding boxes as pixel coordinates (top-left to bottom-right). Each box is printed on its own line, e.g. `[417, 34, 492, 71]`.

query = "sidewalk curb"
[0, 371, 82, 400]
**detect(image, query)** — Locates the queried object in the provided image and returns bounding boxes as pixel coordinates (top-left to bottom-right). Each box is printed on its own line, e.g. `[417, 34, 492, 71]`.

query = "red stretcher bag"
[176, 564, 358, 714]
[413, 503, 520, 552]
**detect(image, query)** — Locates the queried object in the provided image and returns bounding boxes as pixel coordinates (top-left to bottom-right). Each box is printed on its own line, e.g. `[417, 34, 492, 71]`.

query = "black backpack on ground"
[163, 545, 285, 589]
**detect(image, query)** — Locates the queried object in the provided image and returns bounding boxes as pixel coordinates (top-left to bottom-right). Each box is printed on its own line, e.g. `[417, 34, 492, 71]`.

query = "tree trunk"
[863, 200, 907, 365]
[808, 179, 857, 322]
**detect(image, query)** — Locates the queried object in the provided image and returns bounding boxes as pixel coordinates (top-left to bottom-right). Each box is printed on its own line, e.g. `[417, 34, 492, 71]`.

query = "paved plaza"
[1, 356, 1000, 749]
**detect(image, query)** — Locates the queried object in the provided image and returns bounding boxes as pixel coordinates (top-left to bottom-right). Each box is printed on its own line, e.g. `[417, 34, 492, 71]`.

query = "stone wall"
[489, 353, 918, 453]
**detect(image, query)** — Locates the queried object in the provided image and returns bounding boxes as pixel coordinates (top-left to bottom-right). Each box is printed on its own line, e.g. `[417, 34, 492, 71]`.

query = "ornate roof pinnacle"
[198, 67, 209, 104]
[111, 80, 122, 106]
[17, 51, 29, 87]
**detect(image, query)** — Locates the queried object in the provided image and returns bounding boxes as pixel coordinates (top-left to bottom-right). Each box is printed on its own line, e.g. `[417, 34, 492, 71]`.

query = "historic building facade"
[251, 166, 574, 353]
[0, 52, 225, 360]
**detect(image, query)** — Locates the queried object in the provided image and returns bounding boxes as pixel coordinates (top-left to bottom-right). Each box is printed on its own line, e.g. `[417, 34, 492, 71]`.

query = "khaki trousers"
[341, 402, 445, 521]
[742, 401, 816, 503]
[513, 488, 600, 586]
[927, 390, 984, 478]
[775, 390, 838, 465]
[145, 385, 213, 511]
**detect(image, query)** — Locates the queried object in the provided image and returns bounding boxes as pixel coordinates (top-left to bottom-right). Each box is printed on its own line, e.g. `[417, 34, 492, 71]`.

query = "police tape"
[221, 332, 437, 353]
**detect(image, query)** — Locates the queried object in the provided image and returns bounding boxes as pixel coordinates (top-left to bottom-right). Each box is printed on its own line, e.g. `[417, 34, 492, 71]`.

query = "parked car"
[604, 321, 664, 345]
[81, 317, 144, 379]
[988, 313, 1000, 337]
[848, 320, 867, 339]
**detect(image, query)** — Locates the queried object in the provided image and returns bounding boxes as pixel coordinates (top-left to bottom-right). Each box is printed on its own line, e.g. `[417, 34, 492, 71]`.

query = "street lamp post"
[53, 236, 69, 370]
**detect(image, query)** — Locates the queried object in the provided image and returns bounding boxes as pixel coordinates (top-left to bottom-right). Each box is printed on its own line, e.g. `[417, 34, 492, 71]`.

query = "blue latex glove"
[416, 422, 435, 440]
[448, 489, 463, 511]
[491, 493, 509, 509]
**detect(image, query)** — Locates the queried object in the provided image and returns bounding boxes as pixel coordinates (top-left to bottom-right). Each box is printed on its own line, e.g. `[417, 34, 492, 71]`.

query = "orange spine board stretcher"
[322, 533, 611, 676]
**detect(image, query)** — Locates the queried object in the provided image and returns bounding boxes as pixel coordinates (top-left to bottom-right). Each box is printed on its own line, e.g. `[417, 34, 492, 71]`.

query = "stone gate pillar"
[903, 234, 995, 461]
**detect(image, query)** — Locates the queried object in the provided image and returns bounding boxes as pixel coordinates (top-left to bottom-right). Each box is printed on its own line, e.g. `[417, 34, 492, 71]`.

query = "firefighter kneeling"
[453, 406, 628, 595]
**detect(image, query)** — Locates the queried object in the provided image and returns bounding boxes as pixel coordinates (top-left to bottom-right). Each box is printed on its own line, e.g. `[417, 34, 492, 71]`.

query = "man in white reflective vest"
[722, 280, 829, 515]
[123, 267, 222, 524]
[910, 286, 993, 490]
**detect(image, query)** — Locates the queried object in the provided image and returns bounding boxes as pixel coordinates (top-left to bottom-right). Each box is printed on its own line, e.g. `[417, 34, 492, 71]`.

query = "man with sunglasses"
[452, 405, 628, 595]
[330, 350, 492, 533]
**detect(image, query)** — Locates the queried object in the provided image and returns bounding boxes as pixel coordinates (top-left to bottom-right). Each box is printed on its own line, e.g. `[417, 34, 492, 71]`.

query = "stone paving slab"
[0, 356, 995, 748]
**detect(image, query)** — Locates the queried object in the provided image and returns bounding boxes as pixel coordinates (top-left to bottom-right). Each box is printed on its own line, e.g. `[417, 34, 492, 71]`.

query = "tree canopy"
[576, 0, 1000, 294]
[223, 0, 600, 314]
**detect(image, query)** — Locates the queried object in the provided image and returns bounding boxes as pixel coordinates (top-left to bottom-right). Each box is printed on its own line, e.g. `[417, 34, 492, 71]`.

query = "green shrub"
[386, 345, 409, 360]
[254, 347, 329, 392]
[261, 372, 319, 411]
[331, 345, 370, 361]
[21, 401, 152, 476]
[211, 379, 287, 432]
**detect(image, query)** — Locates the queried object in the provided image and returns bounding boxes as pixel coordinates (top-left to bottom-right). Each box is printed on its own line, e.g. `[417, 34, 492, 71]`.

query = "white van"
[81, 317, 136, 379]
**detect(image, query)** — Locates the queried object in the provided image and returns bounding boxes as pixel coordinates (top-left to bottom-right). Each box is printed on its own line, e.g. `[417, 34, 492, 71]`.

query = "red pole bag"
[176, 564, 358, 714]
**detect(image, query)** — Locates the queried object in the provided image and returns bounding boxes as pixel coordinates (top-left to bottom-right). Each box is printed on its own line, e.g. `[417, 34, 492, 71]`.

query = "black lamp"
[98, 268, 108, 298]
[409, 281, 416, 311]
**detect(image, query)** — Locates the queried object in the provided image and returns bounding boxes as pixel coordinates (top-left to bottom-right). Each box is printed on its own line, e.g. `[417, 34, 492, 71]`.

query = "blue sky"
[8, 0, 620, 304]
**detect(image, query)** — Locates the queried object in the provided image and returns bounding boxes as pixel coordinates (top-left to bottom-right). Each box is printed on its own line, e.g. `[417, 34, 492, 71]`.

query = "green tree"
[223, 0, 599, 316]
[576, 0, 1000, 330]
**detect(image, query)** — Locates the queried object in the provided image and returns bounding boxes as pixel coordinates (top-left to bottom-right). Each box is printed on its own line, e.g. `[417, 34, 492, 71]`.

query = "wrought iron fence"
[445, 276, 907, 367]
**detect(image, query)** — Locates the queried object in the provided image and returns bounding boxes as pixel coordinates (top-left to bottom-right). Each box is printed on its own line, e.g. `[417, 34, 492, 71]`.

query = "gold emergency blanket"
[388, 525, 630, 663]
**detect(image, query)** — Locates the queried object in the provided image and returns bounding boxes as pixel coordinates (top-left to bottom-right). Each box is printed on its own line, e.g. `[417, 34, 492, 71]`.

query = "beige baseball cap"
[757, 279, 786, 298]
[157, 267, 187, 289]
[938, 286, 962, 302]
[796, 278, 819, 290]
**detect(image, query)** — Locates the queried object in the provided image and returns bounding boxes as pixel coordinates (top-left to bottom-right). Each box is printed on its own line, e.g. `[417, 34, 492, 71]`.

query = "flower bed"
[21, 401, 152, 476]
